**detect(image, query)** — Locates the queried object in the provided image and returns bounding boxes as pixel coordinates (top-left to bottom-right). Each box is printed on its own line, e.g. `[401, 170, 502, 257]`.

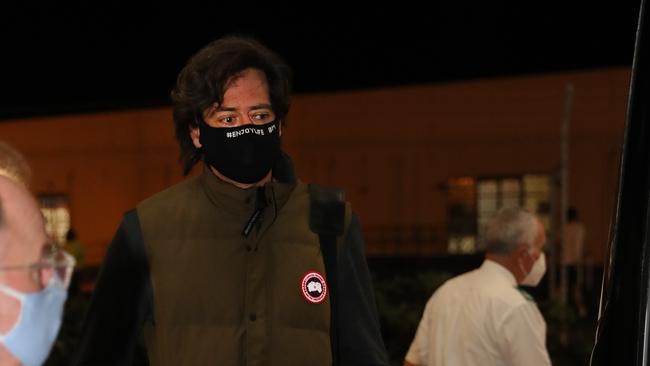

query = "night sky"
[0, 1, 641, 118]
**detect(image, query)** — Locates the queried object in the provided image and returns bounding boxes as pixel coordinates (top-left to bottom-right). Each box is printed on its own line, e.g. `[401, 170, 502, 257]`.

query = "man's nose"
[238, 113, 255, 126]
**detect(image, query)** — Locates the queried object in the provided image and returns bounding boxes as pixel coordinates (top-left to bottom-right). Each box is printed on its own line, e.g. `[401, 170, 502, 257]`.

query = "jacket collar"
[199, 151, 296, 217]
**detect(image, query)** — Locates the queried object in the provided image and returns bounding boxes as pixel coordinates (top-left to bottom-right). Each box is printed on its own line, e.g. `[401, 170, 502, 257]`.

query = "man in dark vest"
[75, 36, 389, 366]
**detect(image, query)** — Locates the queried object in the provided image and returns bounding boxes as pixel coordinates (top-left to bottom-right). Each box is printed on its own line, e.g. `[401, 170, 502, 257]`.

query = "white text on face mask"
[226, 124, 277, 139]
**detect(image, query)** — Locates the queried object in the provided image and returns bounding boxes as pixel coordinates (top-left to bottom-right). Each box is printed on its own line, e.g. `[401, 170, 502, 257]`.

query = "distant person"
[404, 208, 551, 366]
[0, 176, 75, 366]
[562, 206, 587, 317]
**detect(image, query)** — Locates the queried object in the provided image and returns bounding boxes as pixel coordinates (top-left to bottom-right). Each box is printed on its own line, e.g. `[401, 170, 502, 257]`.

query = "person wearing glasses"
[0, 176, 75, 366]
[76, 36, 389, 366]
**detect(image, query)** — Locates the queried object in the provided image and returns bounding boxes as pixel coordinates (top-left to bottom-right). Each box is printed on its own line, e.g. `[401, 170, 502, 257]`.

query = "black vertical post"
[590, 0, 650, 364]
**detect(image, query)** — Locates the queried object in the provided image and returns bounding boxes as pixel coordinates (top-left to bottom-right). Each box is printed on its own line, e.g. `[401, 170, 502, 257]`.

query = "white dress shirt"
[405, 260, 551, 366]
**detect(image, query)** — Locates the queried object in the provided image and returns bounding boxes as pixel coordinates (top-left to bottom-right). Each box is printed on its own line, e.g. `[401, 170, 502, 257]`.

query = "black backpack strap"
[309, 184, 346, 366]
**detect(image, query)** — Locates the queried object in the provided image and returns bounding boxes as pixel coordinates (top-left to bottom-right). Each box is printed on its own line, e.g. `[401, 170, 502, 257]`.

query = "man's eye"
[220, 116, 236, 124]
[252, 112, 273, 121]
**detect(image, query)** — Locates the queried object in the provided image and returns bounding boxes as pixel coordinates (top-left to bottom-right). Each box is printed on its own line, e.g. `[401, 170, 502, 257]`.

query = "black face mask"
[199, 119, 281, 184]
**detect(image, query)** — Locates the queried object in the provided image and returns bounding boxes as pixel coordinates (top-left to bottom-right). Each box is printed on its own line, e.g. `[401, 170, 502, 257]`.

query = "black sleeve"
[75, 209, 152, 366]
[338, 213, 390, 366]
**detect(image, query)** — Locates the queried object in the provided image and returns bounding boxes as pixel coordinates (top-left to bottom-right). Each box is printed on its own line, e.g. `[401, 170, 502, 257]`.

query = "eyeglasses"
[0, 249, 76, 290]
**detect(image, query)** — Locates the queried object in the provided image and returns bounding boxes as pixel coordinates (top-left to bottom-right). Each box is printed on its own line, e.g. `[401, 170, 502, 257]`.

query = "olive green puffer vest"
[137, 169, 338, 366]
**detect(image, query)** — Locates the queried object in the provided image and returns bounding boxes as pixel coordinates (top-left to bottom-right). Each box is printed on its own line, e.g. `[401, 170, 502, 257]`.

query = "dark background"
[0, 1, 641, 118]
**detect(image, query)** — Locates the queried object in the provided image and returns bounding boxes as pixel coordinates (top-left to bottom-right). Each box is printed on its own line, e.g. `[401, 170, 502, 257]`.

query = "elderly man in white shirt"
[404, 208, 551, 366]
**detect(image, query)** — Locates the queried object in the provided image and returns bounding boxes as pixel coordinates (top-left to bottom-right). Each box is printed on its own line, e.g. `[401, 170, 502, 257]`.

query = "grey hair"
[483, 208, 539, 255]
[0, 140, 31, 187]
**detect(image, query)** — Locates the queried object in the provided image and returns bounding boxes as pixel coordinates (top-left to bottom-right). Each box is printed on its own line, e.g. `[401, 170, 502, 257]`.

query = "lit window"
[38, 194, 71, 247]
[447, 177, 477, 254]
[447, 175, 551, 254]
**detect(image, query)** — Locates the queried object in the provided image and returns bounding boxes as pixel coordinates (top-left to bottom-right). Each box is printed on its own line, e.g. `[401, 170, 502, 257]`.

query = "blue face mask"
[0, 276, 68, 366]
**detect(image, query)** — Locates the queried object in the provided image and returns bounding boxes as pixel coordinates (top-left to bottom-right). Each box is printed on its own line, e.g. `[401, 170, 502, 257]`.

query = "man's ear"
[513, 243, 529, 260]
[190, 126, 202, 149]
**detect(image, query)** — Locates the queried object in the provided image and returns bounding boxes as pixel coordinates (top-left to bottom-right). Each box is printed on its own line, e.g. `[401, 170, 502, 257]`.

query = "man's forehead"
[0, 176, 50, 254]
[223, 69, 269, 92]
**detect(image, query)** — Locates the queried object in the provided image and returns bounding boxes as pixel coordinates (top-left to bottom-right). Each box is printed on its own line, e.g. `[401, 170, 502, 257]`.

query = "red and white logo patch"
[301, 271, 328, 304]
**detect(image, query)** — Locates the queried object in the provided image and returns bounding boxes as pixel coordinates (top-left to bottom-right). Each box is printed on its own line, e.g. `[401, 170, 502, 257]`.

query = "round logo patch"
[301, 271, 328, 304]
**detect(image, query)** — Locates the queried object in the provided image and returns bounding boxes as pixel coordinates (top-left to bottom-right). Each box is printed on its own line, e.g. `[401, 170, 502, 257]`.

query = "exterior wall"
[0, 67, 629, 265]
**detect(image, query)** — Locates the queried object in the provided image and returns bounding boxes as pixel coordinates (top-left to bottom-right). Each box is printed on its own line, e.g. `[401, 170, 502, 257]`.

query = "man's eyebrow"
[250, 104, 273, 110]
[216, 104, 273, 112]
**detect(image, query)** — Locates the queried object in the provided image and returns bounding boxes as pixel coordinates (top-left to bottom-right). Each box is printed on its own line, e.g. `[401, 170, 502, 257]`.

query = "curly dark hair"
[171, 35, 292, 175]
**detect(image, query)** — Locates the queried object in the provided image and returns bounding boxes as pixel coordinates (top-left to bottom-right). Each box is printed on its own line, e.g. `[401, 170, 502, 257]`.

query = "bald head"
[0, 176, 47, 268]
[0, 177, 58, 365]
[0, 140, 31, 187]
[0, 194, 4, 231]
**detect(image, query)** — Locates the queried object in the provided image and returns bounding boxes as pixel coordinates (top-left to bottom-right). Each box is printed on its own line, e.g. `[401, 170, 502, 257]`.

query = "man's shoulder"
[430, 269, 478, 298]
[448, 267, 485, 284]
[303, 182, 349, 204]
[138, 175, 203, 211]
[488, 283, 532, 310]
[297, 181, 354, 220]
[441, 269, 529, 305]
